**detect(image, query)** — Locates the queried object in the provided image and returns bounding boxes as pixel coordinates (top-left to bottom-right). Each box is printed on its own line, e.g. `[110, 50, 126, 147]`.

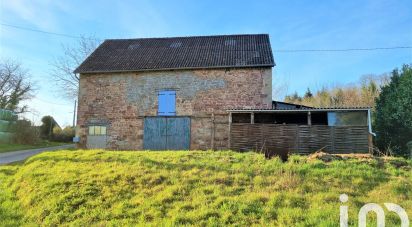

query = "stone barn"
[75, 34, 274, 150]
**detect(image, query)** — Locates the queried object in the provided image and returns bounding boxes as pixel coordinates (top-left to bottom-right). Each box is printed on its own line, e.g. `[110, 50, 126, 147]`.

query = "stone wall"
[77, 67, 272, 150]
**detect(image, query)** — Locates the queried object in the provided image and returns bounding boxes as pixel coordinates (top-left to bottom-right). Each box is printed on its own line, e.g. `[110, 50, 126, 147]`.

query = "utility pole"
[49, 117, 53, 139]
[72, 100, 77, 128]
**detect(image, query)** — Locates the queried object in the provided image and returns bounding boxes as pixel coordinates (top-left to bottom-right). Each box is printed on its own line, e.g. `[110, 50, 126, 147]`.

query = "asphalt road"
[0, 144, 75, 165]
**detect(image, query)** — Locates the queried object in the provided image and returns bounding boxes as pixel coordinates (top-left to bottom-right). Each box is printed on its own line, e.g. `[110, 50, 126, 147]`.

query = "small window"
[327, 111, 367, 126]
[128, 43, 140, 50]
[95, 126, 101, 135]
[170, 42, 183, 48]
[253, 51, 260, 58]
[88, 127, 94, 135]
[158, 90, 176, 116]
[101, 126, 107, 135]
[88, 126, 107, 135]
[224, 39, 236, 46]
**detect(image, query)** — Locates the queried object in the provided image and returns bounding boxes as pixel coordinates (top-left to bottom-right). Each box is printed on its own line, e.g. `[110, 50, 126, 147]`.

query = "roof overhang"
[227, 108, 370, 113]
[74, 64, 275, 74]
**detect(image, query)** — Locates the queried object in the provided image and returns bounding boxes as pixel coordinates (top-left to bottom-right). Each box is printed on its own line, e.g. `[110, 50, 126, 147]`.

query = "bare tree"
[51, 36, 100, 99]
[272, 76, 290, 101]
[0, 59, 35, 113]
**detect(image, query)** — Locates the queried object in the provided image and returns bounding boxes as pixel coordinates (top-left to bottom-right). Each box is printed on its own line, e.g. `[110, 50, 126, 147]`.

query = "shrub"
[12, 119, 40, 145]
[40, 116, 58, 140]
[52, 126, 75, 142]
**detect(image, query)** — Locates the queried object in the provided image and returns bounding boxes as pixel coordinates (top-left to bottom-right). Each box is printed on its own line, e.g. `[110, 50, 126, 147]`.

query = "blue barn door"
[143, 117, 167, 150]
[143, 117, 190, 150]
[166, 117, 190, 150]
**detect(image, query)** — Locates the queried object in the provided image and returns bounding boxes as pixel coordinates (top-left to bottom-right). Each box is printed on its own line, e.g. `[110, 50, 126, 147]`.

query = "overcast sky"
[1, 0, 411, 126]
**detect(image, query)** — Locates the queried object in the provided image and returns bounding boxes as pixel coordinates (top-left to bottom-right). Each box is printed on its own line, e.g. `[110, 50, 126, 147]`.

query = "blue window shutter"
[158, 90, 176, 116]
[167, 91, 176, 115]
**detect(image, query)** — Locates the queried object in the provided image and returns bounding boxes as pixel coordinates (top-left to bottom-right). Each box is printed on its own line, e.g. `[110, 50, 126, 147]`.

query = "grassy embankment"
[0, 150, 411, 226]
[0, 141, 69, 153]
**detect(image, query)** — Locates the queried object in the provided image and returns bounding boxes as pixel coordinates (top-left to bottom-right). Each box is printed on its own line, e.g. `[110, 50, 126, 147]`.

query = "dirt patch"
[307, 152, 411, 170]
[308, 152, 342, 162]
[307, 152, 373, 162]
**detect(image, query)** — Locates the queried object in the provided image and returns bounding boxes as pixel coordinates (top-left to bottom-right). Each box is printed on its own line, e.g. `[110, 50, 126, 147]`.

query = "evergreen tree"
[40, 116, 58, 140]
[374, 64, 412, 156]
[285, 91, 302, 103]
[304, 88, 313, 98]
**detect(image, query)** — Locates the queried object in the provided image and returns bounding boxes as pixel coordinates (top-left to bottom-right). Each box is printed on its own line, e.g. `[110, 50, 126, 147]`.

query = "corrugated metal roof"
[227, 107, 370, 112]
[272, 101, 313, 109]
[74, 34, 275, 73]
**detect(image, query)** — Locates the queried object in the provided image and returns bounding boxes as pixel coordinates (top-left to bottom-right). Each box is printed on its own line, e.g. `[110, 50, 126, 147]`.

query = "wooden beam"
[307, 111, 312, 126]
[251, 112, 254, 124]
[368, 133, 373, 154]
[228, 112, 232, 149]
[211, 113, 215, 150]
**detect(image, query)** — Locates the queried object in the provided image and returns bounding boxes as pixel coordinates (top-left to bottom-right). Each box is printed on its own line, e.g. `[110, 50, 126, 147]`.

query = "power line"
[1, 22, 411, 53]
[0, 22, 103, 41]
[274, 46, 412, 52]
[35, 97, 72, 106]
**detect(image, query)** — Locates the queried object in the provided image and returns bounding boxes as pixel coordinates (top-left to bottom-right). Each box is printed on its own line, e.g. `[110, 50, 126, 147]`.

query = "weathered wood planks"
[230, 124, 369, 154]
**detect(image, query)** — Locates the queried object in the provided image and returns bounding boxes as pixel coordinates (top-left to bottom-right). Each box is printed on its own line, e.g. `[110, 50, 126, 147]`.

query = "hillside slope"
[0, 150, 411, 226]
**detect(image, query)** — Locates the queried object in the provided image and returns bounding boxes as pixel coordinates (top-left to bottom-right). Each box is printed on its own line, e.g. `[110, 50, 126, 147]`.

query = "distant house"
[75, 34, 372, 153]
[272, 101, 312, 109]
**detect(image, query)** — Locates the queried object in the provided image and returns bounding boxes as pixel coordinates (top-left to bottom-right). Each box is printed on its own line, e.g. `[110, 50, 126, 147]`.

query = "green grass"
[0, 141, 70, 153]
[0, 150, 411, 226]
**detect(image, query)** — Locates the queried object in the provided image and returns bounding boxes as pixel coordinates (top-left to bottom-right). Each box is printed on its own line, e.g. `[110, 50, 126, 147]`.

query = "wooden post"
[368, 133, 373, 154]
[331, 126, 335, 153]
[228, 112, 232, 150]
[72, 100, 77, 127]
[307, 111, 312, 126]
[251, 112, 254, 124]
[211, 113, 215, 150]
[295, 125, 299, 152]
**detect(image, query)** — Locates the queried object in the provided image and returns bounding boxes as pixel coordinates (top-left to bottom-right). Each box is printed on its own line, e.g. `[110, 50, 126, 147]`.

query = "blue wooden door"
[143, 117, 167, 150]
[166, 117, 190, 150]
[143, 117, 190, 150]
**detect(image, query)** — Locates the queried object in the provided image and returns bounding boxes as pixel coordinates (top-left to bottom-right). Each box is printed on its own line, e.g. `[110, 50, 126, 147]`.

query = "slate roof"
[74, 34, 275, 73]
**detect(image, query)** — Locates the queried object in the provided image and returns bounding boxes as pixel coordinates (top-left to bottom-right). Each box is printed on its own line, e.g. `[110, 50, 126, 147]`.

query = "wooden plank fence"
[230, 124, 369, 154]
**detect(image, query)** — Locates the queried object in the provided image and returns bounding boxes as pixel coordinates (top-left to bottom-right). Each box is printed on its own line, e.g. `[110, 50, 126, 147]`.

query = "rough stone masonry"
[77, 67, 272, 150]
